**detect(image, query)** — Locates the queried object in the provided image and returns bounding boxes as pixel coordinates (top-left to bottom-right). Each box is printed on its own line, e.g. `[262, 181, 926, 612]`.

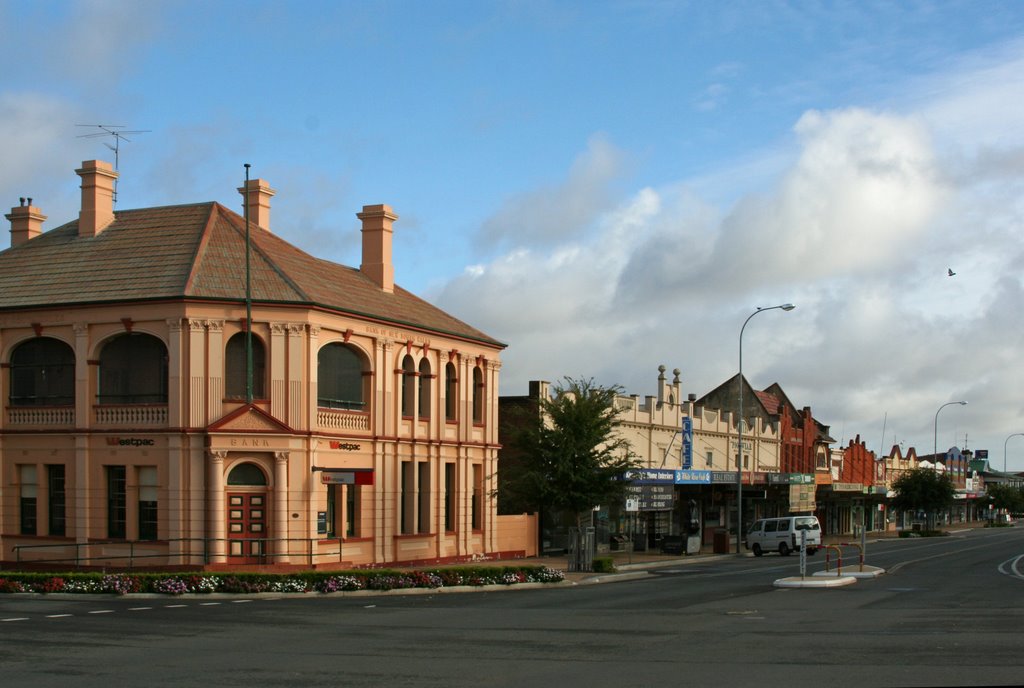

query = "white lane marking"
[88, 610, 115, 614]
[2, 617, 30, 622]
[231, 600, 252, 604]
[164, 604, 187, 608]
[199, 602, 221, 606]
[46, 614, 73, 618]
[128, 607, 152, 611]
[997, 554, 1024, 580]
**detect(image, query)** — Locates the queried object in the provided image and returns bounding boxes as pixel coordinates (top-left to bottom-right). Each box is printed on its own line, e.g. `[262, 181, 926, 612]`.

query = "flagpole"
[244, 163, 253, 405]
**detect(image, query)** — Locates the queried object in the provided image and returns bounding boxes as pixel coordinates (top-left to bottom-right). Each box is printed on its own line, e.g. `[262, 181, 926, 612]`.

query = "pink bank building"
[0, 160, 533, 570]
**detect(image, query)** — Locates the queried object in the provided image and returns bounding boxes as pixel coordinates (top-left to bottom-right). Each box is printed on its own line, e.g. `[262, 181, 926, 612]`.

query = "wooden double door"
[227, 492, 268, 563]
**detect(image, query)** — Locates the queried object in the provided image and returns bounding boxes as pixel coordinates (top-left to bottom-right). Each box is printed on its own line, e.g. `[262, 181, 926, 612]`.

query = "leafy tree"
[500, 377, 639, 529]
[985, 483, 1024, 514]
[890, 468, 956, 530]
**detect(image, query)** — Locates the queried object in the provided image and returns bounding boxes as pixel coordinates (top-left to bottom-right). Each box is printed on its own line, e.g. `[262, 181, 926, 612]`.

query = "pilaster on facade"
[74, 434, 90, 543]
[274, 451, 290, 563]
[287, 323, 305, 430]
[186, 319, 207, 428]
[206, 320, 226, 426]
[302, 324, 321, 433]
[270, 322, 288, 421]
[73, 322, 90, 430]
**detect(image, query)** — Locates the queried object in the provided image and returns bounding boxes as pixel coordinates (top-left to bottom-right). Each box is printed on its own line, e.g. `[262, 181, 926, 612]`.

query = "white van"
[745, 516, 821, 556]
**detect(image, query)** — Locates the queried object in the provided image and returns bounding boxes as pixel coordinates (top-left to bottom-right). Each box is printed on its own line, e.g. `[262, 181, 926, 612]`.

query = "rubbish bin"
[713, 528, 731, 554]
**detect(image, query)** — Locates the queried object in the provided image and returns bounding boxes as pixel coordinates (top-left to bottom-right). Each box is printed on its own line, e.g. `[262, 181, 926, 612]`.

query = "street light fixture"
[1004, 433, 1024, 472]
[933, 400, 967, 524]
[933, 400, 967, 462]
[736, 303, 795, 554]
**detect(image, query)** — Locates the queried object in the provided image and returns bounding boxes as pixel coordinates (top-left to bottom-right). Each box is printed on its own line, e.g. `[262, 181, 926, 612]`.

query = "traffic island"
[773, 575, 857, 588]
[812, 564, 885, 580]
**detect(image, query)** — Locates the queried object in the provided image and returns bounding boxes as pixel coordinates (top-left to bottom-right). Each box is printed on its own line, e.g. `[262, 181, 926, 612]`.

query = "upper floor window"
[401, 355, 415, 417]
[98, 333, 168, 404]
[445, 362, 457, 421]
[472, 365, 484, 424]
[318, 343, 368, 411]
[418, 358, 431, 418]
[225, 332, 266, 400]
[9, 337, 75, 406]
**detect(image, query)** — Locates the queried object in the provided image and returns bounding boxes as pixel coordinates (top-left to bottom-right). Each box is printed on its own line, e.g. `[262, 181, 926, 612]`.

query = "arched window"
[225, 332, 266, 400]
[418, 358, 431, 418]
[227, 462, 267, 486]
[98, 333, 168, 404]
[472, 365, 484, 425]
[401, 355, 415, 417]
[318, 343, 367, 410]
[445, 362, 457, 421]
[9, 337, 75, 406]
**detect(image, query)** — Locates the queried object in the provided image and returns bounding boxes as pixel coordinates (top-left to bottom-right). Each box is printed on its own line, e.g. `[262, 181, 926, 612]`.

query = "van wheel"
[779, 542, 791, 556]
[752, 543, 763, 557]
[807, 547, 817, 556]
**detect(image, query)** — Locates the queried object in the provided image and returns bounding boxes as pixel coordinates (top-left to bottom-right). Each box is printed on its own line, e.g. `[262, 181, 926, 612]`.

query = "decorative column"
[270, 323, 287, 420]
[208, 450, 227, 563]
[274, 451, 290, 564]
[205, 319, 224, 418]
[73, 322, 89, 429]
[188, 319, 207, 428]
[166, 319, 184, 429]
[299, 325, 316, 431]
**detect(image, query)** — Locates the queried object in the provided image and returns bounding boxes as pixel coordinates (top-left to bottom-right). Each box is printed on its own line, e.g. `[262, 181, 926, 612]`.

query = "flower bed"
[0, 565, 565, 596]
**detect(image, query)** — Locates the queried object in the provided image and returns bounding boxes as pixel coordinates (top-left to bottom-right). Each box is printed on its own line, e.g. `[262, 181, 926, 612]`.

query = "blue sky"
[3, 1, 1024, 468]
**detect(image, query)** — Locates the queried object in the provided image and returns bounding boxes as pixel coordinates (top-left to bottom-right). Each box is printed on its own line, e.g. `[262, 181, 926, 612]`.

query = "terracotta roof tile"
[0, 202, 502, 347]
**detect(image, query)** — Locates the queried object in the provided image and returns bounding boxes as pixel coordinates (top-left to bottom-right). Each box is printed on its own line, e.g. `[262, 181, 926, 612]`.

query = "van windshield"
[794, 517, 819, 531]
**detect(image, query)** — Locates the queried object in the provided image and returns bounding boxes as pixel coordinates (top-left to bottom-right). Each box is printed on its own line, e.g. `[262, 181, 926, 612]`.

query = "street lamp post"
[933, 401, 967, 461]
[1004, 433, 1024, 472]
[934, 400, 967, 525]
[736, 303, 795, 554]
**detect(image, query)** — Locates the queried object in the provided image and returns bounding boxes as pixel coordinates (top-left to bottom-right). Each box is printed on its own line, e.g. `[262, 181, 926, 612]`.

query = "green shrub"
[0, 565, 564, 595]
[591, 557, 615, 573]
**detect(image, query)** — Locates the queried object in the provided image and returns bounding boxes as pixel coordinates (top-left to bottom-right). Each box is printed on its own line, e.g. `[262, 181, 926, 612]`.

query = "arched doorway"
[226, 462, 269, 563]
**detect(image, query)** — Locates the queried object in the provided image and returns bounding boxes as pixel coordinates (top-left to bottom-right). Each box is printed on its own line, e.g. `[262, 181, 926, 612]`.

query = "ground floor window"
[138, 466, 158, 540]
[47, 464, 66, 537]
[444, 463, 455, 531]
[346, 485, 359, 537]
[471, 464, 482, 530]
[19, 465, 37, 535]
[401, 461, 414, 534]
[418, 462, 431, 534]
[107, 465, 127, 539]
[326, 484, 338, 538]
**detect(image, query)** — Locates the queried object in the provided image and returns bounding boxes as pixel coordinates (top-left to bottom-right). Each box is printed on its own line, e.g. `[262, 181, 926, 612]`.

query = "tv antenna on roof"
[76, 124, 150, 203]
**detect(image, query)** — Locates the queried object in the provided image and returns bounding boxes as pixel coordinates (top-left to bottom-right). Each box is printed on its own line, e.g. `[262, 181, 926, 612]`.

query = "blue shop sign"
[681, 416, 693, 469]
[675, 469, 712, 484]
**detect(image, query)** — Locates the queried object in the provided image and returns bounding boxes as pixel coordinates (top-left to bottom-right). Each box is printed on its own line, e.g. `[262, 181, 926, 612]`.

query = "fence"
[9, 537, 346, 570]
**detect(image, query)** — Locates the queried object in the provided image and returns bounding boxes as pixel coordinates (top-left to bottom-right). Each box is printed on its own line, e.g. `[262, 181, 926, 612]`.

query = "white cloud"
[437, 53, 1024, 462]
[474, 133, 630, 250]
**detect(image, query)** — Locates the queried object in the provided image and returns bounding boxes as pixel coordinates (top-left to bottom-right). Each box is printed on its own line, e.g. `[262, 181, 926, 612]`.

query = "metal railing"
[10, 537, 347, 570]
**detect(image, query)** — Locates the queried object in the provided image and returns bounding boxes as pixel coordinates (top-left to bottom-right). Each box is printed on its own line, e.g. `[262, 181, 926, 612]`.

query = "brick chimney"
[76, 160, 118, 237]
[6, 198, 46, 248]
[358, 204, 398, 293]
[237, 178, 276, 232]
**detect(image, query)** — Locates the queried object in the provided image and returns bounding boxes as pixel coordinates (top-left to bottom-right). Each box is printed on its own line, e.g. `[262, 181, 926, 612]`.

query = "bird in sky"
[948, 268, 956, 277]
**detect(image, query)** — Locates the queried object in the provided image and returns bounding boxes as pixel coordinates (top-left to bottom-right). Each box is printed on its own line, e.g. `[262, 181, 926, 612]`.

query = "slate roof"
[0, 202, 503, 347]
[754, 390, 780, 415]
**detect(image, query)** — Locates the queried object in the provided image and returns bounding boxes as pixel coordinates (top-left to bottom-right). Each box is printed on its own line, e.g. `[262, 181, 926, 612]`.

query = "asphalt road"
[2, 526, 1023, 688]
